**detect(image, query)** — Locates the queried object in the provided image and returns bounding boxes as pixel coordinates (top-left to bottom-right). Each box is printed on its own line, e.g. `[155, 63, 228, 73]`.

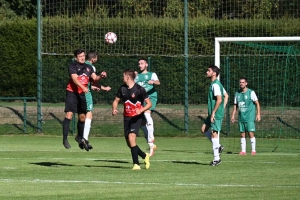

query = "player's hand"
[135, 109, 142, 115]
[210, 113, 215, 123]
[100, 71, 107, 78]
[91, 86, 100, 91]
[112, 109, 118, 116]
[102, 86, 111, 91]
[231, 116, 235, 123]
[256, 115, 261, 122]
[82, 87, 88, 93]
[148, 80, 154, 84]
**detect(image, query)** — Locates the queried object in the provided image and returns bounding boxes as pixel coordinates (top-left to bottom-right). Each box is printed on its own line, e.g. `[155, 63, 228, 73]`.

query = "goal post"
[215, 37, 300, 68]
[214, 37, 300, 153]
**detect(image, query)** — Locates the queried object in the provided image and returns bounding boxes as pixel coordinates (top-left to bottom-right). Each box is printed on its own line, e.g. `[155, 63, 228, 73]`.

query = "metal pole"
[23, 99, 27, 133]
[183, 0, 189, 133]
[37, 0, 42, 133]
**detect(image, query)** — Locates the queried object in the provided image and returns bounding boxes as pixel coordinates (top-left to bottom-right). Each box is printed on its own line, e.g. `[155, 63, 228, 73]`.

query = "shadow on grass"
[162, 149, 212, 154]
[172, 161, 210, 166]
[84, 165, 128, 169]
[30, 162, 74, 167]
[94, 159, 130, 164]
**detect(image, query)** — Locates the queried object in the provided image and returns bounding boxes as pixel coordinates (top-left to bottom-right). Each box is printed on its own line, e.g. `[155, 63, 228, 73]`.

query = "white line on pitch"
[0, 179, 299, 189]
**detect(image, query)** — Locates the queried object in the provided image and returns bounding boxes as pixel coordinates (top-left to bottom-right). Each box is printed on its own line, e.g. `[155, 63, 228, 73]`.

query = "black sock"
[137, 145, 146, 159]
[63, 118, 71, 140]
[77, 121, 85, 138]
[130, 146, 139, 165]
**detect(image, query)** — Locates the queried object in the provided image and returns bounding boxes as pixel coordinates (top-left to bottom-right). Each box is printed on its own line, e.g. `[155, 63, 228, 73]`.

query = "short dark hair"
[74, 49, 85, 57]
[240, 77, 248, 82]
[208, 65, 220, 76]
[138, 57, 148, 64]
[124, 69, 136, 80]
[86, 51, 98, 60]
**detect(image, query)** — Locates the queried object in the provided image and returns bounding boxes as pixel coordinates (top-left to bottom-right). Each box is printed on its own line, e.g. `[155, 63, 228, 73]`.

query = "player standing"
[231, 77, 261, 155]
[135, 58, 160, 156]
[112, 69, 151, 170]
[201, 65, 228, 166]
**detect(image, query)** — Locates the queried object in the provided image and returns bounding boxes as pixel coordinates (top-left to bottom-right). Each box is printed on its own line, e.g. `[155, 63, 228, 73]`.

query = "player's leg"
[144, 110, 156, 156]
[83, 92, 93, 149]
[201, 117, 223, 154]
[201, 116, 212, 142]
[239, 122, 247, 155]
[76, 94, 89, 151]
[247, 122, 256, 155]
[62, 91, 77, 149]
[210, 119, 222, 166]
[126, 116, 150, 170]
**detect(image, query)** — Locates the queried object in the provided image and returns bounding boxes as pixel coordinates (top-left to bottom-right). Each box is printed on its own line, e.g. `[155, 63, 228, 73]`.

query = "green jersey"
[208, 79, 225, 120]
[234, 88, 258, 122]
[85, 61, 96, 92]
[135, 72, 158, 99]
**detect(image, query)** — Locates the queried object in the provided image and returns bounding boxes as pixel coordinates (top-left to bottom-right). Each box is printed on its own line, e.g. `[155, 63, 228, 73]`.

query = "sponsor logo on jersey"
[131, 93, 135, 98]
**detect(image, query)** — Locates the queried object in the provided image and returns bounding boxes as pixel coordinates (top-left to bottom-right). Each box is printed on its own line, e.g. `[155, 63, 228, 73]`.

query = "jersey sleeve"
[233, 93, 238, 104]
[251, 91, 258, 102]
[212, 83, 222, 96]
[151, 73, 159, 81]
[115, 86, 123, 98]
[68, 63, 77, 75]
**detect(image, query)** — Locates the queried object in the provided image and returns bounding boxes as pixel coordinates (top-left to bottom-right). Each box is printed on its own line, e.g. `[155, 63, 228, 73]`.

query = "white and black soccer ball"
[105, 32, 117, 44]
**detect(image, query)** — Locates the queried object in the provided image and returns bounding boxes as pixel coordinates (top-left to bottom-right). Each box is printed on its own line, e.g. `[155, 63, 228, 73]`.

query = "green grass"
[0, 135, 299, 200]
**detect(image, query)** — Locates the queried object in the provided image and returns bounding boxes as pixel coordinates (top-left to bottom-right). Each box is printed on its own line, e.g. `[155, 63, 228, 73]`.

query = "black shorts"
[123, 115, 143, 139]
[64, 91, 87, 114]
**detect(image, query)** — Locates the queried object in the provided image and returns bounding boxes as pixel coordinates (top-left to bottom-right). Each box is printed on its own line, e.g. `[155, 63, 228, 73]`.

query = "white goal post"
[214, 37, 300, 68]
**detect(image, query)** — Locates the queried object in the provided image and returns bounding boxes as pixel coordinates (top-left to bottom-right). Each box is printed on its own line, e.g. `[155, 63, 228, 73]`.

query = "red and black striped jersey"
[66, 61, 95, 94]
[116, 83, 149, 117]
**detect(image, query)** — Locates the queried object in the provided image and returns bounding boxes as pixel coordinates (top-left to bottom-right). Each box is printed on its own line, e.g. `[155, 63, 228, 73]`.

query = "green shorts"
[143, 97, 157, 111]
[239, 122, 255, 133]
[204, 116, 223, 132]
[85, 92, 93, 112]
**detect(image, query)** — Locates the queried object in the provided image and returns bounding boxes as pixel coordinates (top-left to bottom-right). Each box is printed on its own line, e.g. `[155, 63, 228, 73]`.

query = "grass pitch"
[0, 135, 299, 200]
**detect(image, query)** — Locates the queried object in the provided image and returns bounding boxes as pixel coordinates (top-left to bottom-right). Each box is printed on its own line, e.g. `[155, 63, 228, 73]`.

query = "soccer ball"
[105, 32, 117, 44]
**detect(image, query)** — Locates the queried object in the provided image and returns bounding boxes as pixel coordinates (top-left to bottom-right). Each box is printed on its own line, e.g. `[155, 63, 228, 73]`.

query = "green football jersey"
[135, 72, 158, 98]
[207, 79, 224, 120]
[85, 61, 96, 92]
[234, 89, 257, 122]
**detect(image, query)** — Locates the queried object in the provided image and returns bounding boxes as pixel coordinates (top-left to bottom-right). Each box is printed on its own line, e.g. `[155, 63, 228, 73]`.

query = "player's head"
[138, 58, 148, 72]
[123, 69, 136, 84]
[239, 77, 248, 89]
[206, 65, 220, 78]
[74, 49, 86, 64]
[86, 51, 98, 63]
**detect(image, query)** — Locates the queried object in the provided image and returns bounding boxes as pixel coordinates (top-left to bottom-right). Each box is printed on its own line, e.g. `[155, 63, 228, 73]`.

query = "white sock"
[241, 138, 246, 152]
[83, 118, 91, 140]
[204, 131, 212, 143]
[212, 138, 220, 161]
[250, 137, 256, 152]
[144, 112, 154, 143]
[141, 126, 148, 142]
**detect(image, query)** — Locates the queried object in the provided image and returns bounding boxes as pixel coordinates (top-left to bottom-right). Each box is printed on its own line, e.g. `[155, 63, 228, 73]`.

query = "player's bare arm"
[255, 100, 261, 122]
[112, 97, 120, 116]
[136, 98, 152, 115]
[223, 92, 229, 109]
[148, 79, 160, 85]
[231, 104, 238, 123]
[70, 74, 88, 93]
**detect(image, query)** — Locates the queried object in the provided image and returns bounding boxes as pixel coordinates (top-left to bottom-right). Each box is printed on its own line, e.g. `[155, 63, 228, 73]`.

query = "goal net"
[215, 37, 300, 153]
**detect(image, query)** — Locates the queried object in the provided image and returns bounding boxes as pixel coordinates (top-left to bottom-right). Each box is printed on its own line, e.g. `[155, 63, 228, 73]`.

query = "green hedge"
[1, 17, 300, 105]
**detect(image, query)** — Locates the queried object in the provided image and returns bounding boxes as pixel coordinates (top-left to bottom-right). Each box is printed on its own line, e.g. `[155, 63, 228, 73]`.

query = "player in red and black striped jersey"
[112, 69, 152, 170]
[62, 49, 105, 150]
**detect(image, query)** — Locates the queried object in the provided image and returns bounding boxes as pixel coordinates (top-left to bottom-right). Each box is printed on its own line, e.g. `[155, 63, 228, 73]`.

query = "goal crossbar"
[215, 37, 300, 68]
